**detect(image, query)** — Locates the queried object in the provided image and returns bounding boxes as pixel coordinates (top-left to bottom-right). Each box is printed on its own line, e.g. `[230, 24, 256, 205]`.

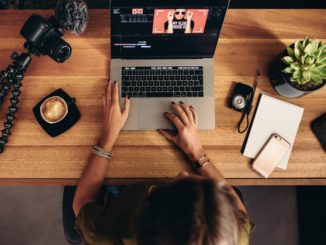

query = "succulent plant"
[282, 38, 326, 86]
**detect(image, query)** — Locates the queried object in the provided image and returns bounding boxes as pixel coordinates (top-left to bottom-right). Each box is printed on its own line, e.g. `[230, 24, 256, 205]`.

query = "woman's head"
[138, 176, 241, 245]
[174, 9, 187, 20]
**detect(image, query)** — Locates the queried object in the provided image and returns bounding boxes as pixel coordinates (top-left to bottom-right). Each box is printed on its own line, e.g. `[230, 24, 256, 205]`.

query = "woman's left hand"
[186, 11, 193, 21]
[98, 80, 130, 151]
[158, 102, 204, 163]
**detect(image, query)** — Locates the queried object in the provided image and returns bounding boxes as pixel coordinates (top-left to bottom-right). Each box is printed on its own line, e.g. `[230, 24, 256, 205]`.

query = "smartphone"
[311, 113, 326, 152]
[252, 133, 291, 178]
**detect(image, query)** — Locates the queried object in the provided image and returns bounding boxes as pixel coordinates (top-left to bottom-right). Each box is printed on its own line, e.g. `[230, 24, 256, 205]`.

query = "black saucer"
[33, 89, 81, 137]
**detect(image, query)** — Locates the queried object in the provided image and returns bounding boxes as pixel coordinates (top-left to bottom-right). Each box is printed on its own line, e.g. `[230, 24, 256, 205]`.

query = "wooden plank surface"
[0, 10, 325, 185]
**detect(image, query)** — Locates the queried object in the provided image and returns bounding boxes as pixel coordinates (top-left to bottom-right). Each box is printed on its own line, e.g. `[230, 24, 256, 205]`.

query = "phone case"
[253, 134, 291, 178]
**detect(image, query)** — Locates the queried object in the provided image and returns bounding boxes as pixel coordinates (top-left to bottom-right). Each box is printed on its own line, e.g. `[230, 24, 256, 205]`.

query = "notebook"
[243, 94, 304, 169]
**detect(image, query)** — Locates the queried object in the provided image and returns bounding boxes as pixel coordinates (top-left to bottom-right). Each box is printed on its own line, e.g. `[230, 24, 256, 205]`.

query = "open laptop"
[110, 0, 230, 130]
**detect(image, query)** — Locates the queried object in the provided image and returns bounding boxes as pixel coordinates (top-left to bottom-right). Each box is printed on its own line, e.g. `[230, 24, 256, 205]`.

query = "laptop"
[110, 0, 230, 130]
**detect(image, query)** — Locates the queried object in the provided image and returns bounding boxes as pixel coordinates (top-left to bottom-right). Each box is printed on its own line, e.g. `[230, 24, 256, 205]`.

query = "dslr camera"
[20, 14, 72, 63]
[0, 0, 89, 154]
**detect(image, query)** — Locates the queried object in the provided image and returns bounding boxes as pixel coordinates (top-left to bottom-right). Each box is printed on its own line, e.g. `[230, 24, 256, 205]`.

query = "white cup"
[40, 96, 68, 124]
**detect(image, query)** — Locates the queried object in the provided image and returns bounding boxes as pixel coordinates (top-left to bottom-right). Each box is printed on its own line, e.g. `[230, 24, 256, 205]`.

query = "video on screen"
[152, 9, 209, 34]
[111, 5, 227, 58]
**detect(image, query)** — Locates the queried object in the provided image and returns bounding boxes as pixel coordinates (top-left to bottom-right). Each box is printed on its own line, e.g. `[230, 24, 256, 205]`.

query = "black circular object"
[33, 89, 81, 137]
[44, 36, 72, 63]
[232, 94, 246, 110]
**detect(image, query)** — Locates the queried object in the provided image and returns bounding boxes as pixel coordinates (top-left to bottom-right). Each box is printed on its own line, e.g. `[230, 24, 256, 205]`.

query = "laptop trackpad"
[138, 99, 175, 130]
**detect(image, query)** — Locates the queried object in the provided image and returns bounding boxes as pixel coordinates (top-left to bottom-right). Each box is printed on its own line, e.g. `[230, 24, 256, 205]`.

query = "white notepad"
[243, 94, 304, 169]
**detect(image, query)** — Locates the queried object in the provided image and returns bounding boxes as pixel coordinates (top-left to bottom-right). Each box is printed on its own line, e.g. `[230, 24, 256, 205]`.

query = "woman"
[73, 81, 253, 245]
[164, 9, 194, 34]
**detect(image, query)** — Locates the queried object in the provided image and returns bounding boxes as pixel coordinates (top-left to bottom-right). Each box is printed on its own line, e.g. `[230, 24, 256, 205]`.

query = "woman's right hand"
[158, 102, 206, 162]
[167, 10, 174, 21]
[98, 80, 130, 151]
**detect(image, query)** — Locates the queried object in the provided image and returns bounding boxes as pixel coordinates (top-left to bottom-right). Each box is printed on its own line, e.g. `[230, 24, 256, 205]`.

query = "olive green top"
[75, 181, 253, 245]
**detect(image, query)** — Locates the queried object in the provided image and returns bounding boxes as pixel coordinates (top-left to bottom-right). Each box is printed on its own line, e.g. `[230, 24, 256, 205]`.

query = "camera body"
[229, 82, 253, 112]
[20, 14, 71, 63]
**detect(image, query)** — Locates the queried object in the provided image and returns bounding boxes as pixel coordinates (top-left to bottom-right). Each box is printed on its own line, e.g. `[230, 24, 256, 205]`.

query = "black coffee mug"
[33, 89, 81, 137]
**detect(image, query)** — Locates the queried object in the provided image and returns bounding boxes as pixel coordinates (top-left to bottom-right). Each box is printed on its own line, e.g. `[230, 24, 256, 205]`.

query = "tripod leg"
[0, 51, 30, 153]
[0, 72, 22, 154]
[0, 70, 12, 106]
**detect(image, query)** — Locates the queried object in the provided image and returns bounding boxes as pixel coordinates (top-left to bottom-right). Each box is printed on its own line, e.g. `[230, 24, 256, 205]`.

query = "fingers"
[165, 102, 197, 129]
[171, 102, 190, 126]
[104, 80, 111, 112]
[106, 80, 112, 103]
[122, 96, 131, 118]
[164, 112, 184, 130]
[158, 129, 176, 143]
[112, 81, 119, 104]
[189, 105, 199, 127]
[102, 95, 107, 124]
[178, 102, 195, 125]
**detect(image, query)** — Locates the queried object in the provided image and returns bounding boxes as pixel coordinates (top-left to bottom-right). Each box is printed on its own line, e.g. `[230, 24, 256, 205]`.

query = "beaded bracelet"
[92, 145, 113, 160]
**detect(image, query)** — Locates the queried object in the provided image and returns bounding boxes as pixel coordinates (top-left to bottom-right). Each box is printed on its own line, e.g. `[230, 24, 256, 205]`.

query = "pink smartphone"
[252, 133, 291, 178]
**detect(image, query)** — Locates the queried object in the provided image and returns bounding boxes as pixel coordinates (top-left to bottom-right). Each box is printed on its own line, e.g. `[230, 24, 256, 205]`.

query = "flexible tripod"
[0, 52, 31, 153]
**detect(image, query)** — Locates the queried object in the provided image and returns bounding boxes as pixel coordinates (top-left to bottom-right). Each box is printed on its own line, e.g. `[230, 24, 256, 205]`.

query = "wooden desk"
[0, 10, 325, 185]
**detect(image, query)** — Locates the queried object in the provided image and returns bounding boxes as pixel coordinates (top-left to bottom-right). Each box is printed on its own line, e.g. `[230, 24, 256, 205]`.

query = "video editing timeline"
[111, 5, 227, 58]
[112, 7, 154, 50]
[117, 8, 153, 23]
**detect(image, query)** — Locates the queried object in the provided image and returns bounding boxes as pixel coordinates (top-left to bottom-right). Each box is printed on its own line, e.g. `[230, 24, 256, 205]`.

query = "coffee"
[40, 96, 68, 124]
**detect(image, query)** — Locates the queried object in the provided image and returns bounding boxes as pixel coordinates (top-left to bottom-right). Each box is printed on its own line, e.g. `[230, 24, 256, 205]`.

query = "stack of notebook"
[243, 94, 304, 169]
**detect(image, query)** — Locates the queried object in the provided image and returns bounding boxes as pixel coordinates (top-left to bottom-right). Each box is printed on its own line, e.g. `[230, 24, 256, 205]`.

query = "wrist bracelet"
[192, 154, 210, 170]
[92, 145, 113, 160]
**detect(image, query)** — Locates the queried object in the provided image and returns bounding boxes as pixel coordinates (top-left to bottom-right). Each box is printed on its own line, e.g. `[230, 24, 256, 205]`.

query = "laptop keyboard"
[120, 66, 204, 98]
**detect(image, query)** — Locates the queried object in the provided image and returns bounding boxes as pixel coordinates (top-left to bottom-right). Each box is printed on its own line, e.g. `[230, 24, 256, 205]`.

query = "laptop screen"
[110, 0, 229, 59]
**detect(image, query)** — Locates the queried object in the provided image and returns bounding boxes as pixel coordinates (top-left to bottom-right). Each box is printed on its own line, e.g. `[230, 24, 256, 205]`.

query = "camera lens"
[232, 94, 247, 110]
[54, 43, 71, 62]
[43, 36, 72, 63]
